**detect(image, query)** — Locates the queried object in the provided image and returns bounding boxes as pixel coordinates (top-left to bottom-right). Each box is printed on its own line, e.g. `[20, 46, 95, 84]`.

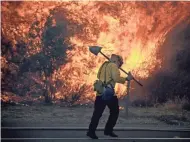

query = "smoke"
[130, 17, 190, 104]
[144, 19, 190, 104]
[157, 18, 190, 72]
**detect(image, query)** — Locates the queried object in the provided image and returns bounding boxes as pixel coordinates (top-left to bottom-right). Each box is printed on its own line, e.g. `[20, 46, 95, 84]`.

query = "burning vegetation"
[1, 1, 190, 106]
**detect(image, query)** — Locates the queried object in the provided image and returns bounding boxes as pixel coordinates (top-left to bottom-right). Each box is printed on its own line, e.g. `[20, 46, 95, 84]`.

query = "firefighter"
[87, 54, 133, 139]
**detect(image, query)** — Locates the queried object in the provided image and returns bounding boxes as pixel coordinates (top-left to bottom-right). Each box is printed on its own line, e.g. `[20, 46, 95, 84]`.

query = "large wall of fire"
[1, 1, 190, 101]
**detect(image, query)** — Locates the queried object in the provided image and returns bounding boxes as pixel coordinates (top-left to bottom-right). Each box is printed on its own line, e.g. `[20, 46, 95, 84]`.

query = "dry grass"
[119, 98, 190, 126]
[1, 98, 190, 128]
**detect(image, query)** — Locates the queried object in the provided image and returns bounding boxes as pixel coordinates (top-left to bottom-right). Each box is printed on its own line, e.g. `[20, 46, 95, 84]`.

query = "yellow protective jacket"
[96, 61, 126, 96]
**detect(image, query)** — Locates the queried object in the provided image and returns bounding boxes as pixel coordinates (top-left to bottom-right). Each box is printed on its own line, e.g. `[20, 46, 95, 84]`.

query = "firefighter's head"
[110, 54, 123, 68]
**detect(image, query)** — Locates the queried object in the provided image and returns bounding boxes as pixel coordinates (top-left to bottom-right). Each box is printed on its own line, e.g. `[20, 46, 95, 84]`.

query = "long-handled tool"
[89, 46, 143, 87]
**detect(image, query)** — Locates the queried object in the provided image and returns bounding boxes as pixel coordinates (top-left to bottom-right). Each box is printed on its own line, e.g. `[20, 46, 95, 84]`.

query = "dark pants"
[88, 96, 119, 133]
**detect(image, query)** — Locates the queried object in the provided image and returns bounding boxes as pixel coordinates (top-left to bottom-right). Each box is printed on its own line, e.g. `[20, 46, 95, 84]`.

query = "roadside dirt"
[2, 101, 190, 128]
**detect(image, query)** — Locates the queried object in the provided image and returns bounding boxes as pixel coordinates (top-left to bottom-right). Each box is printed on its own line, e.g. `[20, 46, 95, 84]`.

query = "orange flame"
[2, 1, 190, 101]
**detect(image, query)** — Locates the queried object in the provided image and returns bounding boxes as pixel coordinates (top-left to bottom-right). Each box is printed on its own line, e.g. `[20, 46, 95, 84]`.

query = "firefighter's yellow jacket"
[96, 61, 126, 96]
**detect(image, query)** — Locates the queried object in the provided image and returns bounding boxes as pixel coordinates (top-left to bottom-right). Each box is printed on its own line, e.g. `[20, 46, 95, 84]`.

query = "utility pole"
[126, 80, 131, 117]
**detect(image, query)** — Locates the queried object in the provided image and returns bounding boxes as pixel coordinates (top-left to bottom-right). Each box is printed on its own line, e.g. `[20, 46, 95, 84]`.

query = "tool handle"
[100, 51, 143, 87]
[100, 51, 110, 61]
[120, 68, 143, 86]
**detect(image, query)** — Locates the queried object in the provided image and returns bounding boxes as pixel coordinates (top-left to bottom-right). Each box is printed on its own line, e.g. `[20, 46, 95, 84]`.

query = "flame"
[2, 1, 190, 102]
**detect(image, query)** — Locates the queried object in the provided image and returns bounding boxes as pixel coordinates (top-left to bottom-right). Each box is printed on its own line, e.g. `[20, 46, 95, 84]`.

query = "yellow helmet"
[110, 54, 123, 67]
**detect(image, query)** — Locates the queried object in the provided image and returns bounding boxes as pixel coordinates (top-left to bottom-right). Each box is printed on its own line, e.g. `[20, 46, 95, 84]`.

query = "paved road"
[2, 127, 190, 142]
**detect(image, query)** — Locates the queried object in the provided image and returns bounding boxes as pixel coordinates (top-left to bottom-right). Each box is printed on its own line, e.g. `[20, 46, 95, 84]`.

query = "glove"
[126, 71, 133, 81]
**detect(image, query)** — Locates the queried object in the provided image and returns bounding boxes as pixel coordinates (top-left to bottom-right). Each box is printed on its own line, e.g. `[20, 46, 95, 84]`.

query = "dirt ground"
[1, 99, 190, 128]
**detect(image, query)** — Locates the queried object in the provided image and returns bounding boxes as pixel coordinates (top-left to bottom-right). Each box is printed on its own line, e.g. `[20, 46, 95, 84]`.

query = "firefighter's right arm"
[110, 63, 126, 84]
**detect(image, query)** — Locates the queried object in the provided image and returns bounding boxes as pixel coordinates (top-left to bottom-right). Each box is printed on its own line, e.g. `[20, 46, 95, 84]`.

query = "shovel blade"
[89, 46, 102, 56]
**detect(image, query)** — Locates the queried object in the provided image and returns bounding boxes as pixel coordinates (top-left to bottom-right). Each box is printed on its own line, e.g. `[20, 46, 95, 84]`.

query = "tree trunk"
[44, 73, 52, 104]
